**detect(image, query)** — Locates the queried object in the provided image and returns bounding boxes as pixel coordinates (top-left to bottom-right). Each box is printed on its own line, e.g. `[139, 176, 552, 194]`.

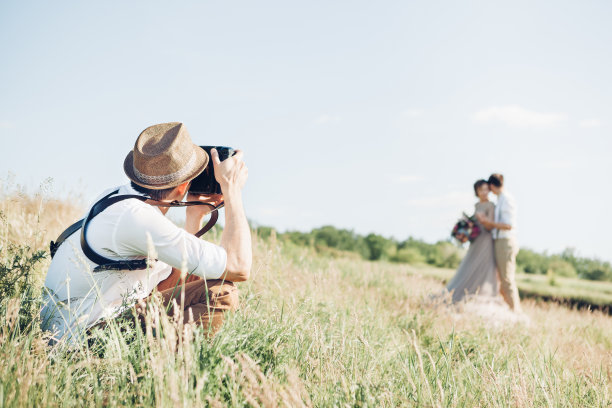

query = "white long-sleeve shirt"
[41, 183, 227, 344]
[493, 191, 518, 240]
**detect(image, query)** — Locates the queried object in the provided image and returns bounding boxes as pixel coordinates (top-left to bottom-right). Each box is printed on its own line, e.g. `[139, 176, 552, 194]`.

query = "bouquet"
[451, 213, 481, 244]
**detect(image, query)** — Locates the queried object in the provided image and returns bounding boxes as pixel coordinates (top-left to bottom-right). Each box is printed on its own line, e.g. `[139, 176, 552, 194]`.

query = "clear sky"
[1, 1, 610, 261]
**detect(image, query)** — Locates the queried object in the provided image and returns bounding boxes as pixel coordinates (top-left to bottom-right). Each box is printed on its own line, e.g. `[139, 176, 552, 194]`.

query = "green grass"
[1, 238, 611, 407]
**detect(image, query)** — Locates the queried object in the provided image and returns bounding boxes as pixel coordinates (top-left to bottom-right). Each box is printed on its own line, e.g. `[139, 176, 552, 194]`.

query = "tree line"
[254, 225, 612, 282]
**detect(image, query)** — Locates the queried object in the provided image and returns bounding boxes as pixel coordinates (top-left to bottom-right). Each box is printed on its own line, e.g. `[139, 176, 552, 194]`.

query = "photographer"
[41, 122, 251, 344]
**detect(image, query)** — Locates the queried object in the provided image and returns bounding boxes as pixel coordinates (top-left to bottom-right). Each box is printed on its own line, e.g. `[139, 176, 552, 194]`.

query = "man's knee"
[223, 283, 240, 311]
[208, 280, 239, 311]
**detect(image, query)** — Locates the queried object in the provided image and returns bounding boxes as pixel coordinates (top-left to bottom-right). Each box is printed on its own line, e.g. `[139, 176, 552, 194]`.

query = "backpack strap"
[50, 190, 223, 272]
[50, 218, 84, 258]
[49, 189, 120, 259]
[80, 190, 149, 271]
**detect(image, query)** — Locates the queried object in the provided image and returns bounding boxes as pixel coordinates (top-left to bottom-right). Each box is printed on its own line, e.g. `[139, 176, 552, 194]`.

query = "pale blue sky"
[1, 1, 610, 261]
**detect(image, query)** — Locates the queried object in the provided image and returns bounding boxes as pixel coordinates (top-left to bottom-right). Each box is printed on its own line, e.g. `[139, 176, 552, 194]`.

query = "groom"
[477, 174, 521, 312]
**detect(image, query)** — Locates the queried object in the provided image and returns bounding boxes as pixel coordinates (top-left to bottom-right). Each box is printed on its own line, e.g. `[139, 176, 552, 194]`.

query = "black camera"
[188, 146, 236, 194]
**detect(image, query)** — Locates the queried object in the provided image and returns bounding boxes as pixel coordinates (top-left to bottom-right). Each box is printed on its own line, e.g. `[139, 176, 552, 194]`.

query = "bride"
[446, 179, 498, 303]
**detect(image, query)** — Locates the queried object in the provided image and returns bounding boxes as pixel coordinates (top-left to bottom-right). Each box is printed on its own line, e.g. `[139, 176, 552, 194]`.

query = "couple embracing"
[446, 174, 522, 313]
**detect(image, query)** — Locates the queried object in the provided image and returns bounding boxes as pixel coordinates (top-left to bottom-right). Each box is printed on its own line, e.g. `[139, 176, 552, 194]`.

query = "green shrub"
[283, 230, 314, 247]
[579, 263, 612, 281]
[259, 225, 610, 281]
[560, 248, 612, 281]
[390, 247, 426, 264]
[431, 241, 463, 269]
[517, 248, 549, 275]
[517, 247, 611, 282]
[0, 243, 46, 333]
[254, 226, 277, 240]
[312, 226, 370, 259]
[548, 258, 577, 278]
[364, 233, 393, 261]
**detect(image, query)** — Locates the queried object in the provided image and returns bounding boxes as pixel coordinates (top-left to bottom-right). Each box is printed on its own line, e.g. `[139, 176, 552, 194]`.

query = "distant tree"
[313, 226, 354, 250]
[254, 226, 276, 240]
[390, 247, 426, 264]
[560, 247, 578, 264]
[283, 231, 314, 247]
[272, 228, 611, 282]
[364, 233, 392, 261]
[432, 241, 463, 268]
[577, 259, 612, 281]
[517, 249, 549, 275]
[560, 247, 611, 281]
[548, 257, 577, 278]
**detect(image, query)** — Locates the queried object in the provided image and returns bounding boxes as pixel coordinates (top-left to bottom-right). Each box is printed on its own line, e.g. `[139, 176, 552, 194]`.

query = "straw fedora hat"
[124, 122, 209, 190]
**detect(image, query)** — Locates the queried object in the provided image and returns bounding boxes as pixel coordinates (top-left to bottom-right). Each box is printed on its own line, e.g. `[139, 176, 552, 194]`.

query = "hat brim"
[123, 145, 209, 190]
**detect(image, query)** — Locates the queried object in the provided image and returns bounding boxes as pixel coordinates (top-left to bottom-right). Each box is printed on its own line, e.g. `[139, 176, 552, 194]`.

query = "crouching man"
[41, 122, 251, 344]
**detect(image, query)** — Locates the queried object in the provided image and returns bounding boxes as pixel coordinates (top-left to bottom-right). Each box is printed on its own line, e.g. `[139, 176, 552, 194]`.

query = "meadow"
[0, 184, 611, 407]
[403, 266, 612, 312]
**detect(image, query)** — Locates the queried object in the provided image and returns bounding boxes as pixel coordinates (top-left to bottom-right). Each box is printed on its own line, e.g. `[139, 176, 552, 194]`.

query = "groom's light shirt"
[493, 191, 517, 240]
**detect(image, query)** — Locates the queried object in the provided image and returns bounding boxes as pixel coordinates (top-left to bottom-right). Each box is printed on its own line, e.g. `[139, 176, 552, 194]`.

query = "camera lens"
[188, 146, 235, 194]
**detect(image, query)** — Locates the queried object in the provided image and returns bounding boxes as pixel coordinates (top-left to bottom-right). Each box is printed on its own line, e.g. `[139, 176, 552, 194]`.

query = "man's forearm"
[480, 219, 494, 231]
[185, 208, 211, 234]
[493, 222, 512, 231]
[478, 214, 512, 231]
[220, 188, 252, 281]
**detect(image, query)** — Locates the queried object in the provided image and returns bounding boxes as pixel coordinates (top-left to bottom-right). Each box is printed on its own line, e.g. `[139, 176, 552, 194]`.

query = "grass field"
[408, 265, 612, 311]
[1, 187, 611, 406]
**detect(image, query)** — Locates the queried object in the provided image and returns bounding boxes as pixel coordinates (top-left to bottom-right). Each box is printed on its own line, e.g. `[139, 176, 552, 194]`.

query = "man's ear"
[175, 181, 190, 198]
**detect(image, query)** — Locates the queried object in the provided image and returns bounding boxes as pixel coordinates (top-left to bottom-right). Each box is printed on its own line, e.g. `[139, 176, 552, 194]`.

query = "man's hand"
[185, 193, 223, 235]
[187, 192, 224, 207]
[476, 213, 494, 231]
[211, 149, 248, 194]
[475, 213, 512, 232]
[211, 148, 252, 282]
[186, 192, 223, 216]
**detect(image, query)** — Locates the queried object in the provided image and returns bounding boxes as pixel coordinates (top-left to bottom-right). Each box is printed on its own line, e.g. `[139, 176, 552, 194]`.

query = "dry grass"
[0, 182, 610, 406]
[0, 177, 82, 250]
[246, 236, 612, 406]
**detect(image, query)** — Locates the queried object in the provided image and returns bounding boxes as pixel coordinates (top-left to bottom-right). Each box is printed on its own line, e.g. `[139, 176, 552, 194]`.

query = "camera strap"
[50, 190, 224, 272]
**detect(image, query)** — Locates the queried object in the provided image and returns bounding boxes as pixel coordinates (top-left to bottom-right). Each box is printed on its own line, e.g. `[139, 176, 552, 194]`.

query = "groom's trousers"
[494, 238, 522, 312]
